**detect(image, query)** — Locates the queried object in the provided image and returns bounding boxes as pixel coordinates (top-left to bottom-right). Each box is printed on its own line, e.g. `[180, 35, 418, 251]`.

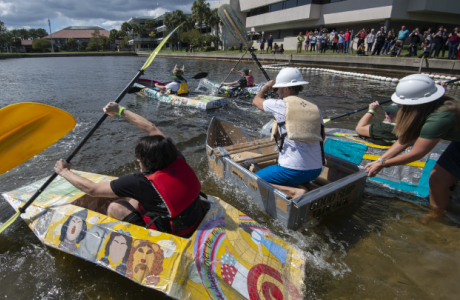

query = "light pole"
[48, 18, 54, 53]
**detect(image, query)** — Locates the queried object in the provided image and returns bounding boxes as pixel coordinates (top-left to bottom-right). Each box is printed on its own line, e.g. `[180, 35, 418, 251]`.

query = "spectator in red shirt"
[344, 29, 351, 54]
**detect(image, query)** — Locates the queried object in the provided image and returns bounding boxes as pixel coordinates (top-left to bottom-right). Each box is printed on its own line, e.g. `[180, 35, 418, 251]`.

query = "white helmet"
[273, 67, 309, 88]
[391, 74, 445, 105]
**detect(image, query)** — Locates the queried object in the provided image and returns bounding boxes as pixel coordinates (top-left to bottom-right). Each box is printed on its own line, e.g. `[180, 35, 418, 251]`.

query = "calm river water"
[1, 56, 460, 299]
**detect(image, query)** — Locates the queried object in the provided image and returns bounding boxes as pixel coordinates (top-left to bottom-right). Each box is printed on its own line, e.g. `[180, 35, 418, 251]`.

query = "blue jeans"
[344, 40, 349, 53]
[256, 164, 322, 187]
[381, 42, 389, 54]
[448, 41, 459, 59]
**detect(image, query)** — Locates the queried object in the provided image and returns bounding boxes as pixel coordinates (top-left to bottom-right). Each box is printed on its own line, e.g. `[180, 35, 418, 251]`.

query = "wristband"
[377, 157, 388, 167]
[118, 106, 125, 116]
[368, 109, 375, 114]
[367, 111, 374, 115]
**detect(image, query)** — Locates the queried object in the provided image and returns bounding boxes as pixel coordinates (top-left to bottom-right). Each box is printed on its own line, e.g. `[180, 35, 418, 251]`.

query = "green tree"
[183, 16, 195, 32]
[66, 38, 75, 50]
[164, 10, 187, 50]
[109, 29, 119, 51]
[28, 28, 38, 39]
[87, 29, 104, 51]
[32, 38, 51, 51]
[36, 28, 48, 38]
[208, 8, 223, 48]
[59, 44, 66, 51]
[145, 19, 156, 31]
[120, 22, 133, 50]
[18, 28, 29, 40]
[191, 0, 210, 34]
[181, 29, 200, 44]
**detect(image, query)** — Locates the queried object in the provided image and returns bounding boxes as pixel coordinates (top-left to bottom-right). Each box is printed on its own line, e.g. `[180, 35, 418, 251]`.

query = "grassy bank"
[151, 48, 454, 60]
[0, 51, 136, 56]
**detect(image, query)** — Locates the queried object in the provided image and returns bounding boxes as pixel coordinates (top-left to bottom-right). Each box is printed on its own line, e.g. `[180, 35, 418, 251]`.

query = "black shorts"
[437, 141, 460, 180]
[122, 211, 146, 227]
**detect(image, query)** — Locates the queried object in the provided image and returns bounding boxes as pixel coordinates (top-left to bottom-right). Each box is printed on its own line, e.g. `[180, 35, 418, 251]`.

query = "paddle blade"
[218, 4, 249, 47]
[141, 23, 183, 71]
[323, 118, 331, 124]
[191, 72, 208, 80]
[0, 211, 21, 234]
[0, 103, 76, 175]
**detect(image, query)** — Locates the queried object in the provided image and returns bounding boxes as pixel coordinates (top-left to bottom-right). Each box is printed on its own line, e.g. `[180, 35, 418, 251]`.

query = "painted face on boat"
[132, 243, 158, 281]
[66, 217, 83, 241]
[109, 235, 129, 264]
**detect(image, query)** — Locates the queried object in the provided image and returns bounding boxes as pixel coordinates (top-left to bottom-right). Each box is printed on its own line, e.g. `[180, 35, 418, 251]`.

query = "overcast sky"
[0, 0, 220, 32]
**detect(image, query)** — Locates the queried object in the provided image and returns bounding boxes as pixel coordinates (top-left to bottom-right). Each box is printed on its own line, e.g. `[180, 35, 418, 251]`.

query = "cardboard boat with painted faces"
[206, 117, 368, 230]
[134, 83, 228, 110]
[2, 171, 306, 299]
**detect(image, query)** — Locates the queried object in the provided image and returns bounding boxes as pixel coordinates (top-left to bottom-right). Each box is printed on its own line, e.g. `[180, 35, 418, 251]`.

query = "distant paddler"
[221, 67, 254, 88]
[365, 74, 458, 222]
[155, 65, 189, 95]
[252, 67, 324, 199]
[355, 101, 400, 143]
[54, 102, 204, 237]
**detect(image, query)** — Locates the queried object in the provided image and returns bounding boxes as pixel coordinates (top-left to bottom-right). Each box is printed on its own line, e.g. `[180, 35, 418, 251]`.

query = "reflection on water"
[1, 56, 459, 299]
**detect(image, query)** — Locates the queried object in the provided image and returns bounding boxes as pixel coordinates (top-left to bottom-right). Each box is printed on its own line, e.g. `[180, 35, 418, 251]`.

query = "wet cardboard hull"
[2, 171, 306, 299]
[206, 117, 367, 230]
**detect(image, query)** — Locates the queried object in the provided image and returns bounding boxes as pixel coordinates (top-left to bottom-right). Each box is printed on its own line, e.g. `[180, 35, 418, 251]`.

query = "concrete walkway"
[143, 52, 460, 74]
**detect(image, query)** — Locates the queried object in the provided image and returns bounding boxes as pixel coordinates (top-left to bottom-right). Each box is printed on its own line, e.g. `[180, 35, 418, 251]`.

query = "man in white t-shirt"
[252, 68, 324, 199]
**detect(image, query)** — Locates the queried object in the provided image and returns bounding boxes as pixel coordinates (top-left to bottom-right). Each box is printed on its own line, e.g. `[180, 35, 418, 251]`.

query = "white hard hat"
[391, 74, 445, 105]
[273, 67, 309, 88]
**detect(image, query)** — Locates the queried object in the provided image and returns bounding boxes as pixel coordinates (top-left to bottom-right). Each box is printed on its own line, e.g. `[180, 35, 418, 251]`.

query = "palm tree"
[164, 10, 187, 51]
[28, 28, 38, 40]
[183, 16, 195, 32]
[120, 22, 133, 50]
[191, 0, 210, 34]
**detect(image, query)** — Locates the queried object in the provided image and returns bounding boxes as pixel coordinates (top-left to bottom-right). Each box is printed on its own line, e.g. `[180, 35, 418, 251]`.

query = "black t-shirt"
[410, 34, 420, 44]
[433, 32, 443, 44]
[376, 35, 385, 43]
[110, 151, 188, 231]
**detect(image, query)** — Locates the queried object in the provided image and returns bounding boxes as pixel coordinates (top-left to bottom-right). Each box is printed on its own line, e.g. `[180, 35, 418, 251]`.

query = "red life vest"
[141, 157, 203, 236]
[245, 75, 254, 87]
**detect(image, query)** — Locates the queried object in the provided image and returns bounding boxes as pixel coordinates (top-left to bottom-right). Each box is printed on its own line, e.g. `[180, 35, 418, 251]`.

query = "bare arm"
[231, 68, 244, 77]
[103, 102, 164, 137]
[155, 83, 166, 91]
[365, 138, 439, 176]
[54, 160, 118, 198]
[252, 80, 275, 111]
[221, 81, 239, 86]
[355, 101, 379, 137]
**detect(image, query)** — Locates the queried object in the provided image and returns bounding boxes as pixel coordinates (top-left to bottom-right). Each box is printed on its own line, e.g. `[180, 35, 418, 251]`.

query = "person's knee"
[429, 166, 456, 189]
[107, 200, 135, 220]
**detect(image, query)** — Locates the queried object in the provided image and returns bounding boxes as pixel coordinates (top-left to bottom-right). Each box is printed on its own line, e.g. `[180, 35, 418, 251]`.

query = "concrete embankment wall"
[147, 52, 460, 75]
[0, 52, 137, 59]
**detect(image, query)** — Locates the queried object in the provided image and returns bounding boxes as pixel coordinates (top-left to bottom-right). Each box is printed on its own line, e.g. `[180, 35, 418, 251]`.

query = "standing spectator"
[332, 34, 339, 53]
[385, 29, 396, 55]
[239, 42, 243, 52]
[430, 27, 445, 58]
[397, 25, 410, 45]
[310, 34, 317, 52]
[338, 31, 344, 53]
[331, 28, 337, 36]
[296, 32, 304, 53]
[314, 28, 319, 35]
[260, 37, 265, 54]
[321, 34, 329, 53]
[419, 39, 431, 58]
[366, 29, 375, 54]
[267, 35, 273, 54]
[448, 27, 459, 60]
[441, 28, 449, 57]
[344, 29, 351, 54]
[357, 28, 366, 47]
[372, 30, 386, 55]
[190, 43, 194, 53]
[376, 26, 385, 36]
[304, 33, 310, 52]
[423, 28, 432, 45]
[408, 28, 421, 57]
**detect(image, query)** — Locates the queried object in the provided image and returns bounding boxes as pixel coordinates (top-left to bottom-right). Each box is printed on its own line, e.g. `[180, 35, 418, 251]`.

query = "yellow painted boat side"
[2, 171, 306, 299]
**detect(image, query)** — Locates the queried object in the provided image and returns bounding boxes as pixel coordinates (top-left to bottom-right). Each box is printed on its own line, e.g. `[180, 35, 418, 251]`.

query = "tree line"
[0, 20, 49, 50]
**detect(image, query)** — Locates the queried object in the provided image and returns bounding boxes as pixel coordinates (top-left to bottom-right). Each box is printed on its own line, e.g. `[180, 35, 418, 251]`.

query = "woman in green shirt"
[365, 74, 460, 221]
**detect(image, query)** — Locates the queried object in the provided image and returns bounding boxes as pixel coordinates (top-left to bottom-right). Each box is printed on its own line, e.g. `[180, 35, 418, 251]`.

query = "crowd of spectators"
[257, 25, 460, 59]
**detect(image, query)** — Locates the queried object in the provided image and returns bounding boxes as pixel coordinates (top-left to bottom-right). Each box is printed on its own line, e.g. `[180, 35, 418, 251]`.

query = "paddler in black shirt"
[54, 102, 204, 237]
